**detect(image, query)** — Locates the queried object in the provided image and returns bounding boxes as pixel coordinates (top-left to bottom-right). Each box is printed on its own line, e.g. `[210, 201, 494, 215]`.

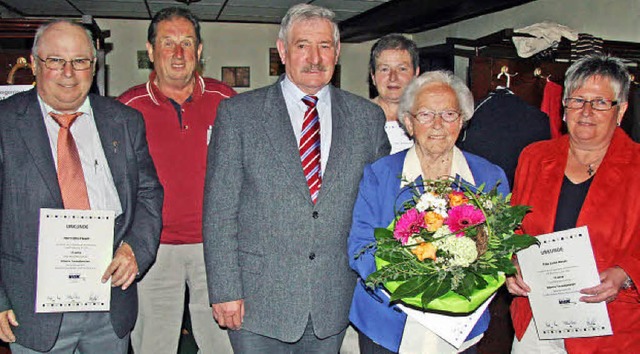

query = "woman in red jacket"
[506, 55, 640, 353]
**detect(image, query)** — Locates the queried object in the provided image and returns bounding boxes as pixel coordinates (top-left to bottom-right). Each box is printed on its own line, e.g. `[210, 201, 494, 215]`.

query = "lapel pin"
[112, 140, 119, 154]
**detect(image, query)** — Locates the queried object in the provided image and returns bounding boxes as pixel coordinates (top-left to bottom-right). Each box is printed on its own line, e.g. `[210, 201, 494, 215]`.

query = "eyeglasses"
[563, 97, 618, 111]
[408, 110, 461, 124]
[37, 56, 95, 71]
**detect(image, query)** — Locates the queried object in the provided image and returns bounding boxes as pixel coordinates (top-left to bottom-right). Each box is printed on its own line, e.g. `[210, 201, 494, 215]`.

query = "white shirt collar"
[401, 145, 475, 187]
[281, 76, 330, 106]
[38, 94, 91, 117]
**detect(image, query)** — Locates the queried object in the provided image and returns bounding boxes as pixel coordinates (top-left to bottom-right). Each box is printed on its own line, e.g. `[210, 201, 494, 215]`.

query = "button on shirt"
[281, 77, 332, 174]
[39, 96, 123, 216]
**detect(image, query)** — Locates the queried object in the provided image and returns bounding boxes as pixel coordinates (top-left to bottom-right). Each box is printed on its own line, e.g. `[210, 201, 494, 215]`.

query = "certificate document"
[36, 208, 115, 313]
[517, 226, 612, 339]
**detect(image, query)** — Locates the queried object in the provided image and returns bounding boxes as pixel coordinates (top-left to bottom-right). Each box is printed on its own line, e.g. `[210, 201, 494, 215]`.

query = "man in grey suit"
[203, 3, 390, 353]
[0, 20, 162, 353]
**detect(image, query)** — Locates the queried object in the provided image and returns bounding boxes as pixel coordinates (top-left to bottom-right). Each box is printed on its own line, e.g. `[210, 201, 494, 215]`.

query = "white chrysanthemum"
[434, 207, 448, 218]
[433, 225, 453, 239]
[434, 235, 478, 268]
[482, 199, 494, 210]
[415, 192, 448, 213]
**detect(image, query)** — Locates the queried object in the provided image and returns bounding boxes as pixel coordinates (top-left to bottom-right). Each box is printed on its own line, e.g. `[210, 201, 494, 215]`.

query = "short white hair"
[278, 4, 339, 48]
[398, 70, 475, 129]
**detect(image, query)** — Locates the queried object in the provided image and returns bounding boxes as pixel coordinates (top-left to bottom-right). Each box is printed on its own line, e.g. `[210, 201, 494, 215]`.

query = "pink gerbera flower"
[445, 204, 485, 236]
[394, 209, 426, 245]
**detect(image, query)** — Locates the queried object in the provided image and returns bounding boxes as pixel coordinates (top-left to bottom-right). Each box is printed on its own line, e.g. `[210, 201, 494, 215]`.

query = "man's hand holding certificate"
[515, 226, 613, 339]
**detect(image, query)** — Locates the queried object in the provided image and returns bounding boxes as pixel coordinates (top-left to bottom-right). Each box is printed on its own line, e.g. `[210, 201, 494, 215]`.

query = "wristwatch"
[621, 276, 635, 289]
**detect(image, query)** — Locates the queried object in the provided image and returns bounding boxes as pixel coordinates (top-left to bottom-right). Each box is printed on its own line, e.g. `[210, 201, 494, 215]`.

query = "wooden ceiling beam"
[339, 0, 537, 43]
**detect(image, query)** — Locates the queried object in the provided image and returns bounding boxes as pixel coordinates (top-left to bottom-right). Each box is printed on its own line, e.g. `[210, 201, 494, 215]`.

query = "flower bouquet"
[364, 178, 537, 314]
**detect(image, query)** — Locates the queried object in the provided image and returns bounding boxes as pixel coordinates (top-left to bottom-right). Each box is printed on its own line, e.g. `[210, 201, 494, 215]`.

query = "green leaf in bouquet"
[367, 259, 425, 287]
[420, 274, 452, 306]
[374, 227, 395, 242]
[375, 247, 413, 264]
[502, 234, 539, 252]
[473, 182, 486, 194]
[366, 270, 395, 288]
[494, 205, 530, 228]
[474, 272, 489, 289]
[495, 256, 517, 274]
[456, 273, 477, 300]
[389, 275, 432, 302]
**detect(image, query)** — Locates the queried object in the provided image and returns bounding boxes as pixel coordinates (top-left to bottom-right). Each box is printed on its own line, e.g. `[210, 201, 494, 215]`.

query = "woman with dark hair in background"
[369, 34, 420, 154]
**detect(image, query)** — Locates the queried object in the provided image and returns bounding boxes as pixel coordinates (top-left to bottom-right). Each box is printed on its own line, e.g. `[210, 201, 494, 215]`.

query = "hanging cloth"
[570, 33, 604, 61]
[540, 79, 564, 139]
[512, 22, 578, 58]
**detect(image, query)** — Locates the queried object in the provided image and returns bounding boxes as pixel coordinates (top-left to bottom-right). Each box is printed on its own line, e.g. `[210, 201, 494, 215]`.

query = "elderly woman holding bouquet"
[507, 56, 640, 353]
[348, 70, 509, 354]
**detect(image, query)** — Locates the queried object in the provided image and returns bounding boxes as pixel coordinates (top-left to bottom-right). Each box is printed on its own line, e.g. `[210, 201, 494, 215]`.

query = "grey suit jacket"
[203, 80, 390, 342]
[0, 89, 163, 351]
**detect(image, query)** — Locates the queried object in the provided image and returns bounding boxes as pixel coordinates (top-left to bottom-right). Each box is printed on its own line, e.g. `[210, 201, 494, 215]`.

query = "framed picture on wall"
[222, 66, 250, 88]
[269, 48, 284, 76]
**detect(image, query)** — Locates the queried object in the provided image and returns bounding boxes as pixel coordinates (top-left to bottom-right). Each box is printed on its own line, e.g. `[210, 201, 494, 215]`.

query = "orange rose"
[449, 191, 469, 207]
[411, 242, 437, 261]
[424, 211, 444, 232]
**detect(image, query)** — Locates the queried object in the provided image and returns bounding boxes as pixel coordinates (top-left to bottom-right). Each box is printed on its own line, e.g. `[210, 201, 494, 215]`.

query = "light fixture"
[174, 0, 201, 4]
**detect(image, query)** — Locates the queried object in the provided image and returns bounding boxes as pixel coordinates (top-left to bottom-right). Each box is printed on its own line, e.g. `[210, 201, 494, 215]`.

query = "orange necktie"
[49, 112, 90, 210]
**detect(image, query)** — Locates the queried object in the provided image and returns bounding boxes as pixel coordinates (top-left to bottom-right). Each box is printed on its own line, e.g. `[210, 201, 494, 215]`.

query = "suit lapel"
[16, 90, 63, 206]
[259, 82, 313, 202]
[90, 95, 129, 215]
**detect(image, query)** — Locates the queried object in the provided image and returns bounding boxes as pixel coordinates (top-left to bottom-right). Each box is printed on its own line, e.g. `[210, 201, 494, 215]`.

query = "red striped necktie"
[49, 112, 91, 210]
[300, 95, 322, 204]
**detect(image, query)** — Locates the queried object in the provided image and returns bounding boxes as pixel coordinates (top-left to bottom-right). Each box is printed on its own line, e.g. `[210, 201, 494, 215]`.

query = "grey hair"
[564, 55, 630, 104]
[32, 20, 97, 59]
[278, 3, 339, 48]
[369, 34, 419, 74]
[398, 70, 474, 129]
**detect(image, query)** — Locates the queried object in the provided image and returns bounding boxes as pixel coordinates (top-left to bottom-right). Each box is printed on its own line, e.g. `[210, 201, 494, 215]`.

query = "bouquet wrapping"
[364, 178, 537, 314]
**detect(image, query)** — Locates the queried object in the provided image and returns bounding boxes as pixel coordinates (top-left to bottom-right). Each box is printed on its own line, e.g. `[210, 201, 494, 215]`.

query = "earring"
[617, 121, 621, 126]
[562, 114, 566, 122]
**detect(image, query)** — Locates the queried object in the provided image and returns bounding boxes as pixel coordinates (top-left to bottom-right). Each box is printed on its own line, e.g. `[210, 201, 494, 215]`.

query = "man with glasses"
[0, 20, 163, 353]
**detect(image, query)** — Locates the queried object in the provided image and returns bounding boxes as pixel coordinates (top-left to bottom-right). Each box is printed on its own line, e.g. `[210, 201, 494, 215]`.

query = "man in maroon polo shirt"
[118, 7, 235, 354]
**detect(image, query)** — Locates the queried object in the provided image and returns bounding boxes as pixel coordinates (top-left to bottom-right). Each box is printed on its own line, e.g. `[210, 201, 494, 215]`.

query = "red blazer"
[511, 128, 640, 353]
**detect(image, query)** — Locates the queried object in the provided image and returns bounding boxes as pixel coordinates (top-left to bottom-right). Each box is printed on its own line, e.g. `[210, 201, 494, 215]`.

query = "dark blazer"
[203, 81, 390, 342]
[457, 88, 551, 187]
[0, 89, 163, 351]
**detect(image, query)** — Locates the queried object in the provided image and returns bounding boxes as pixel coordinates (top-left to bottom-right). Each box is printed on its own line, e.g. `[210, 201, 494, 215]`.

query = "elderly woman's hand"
[506, 256, 531, 297]
[580, 266, 629, 303]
